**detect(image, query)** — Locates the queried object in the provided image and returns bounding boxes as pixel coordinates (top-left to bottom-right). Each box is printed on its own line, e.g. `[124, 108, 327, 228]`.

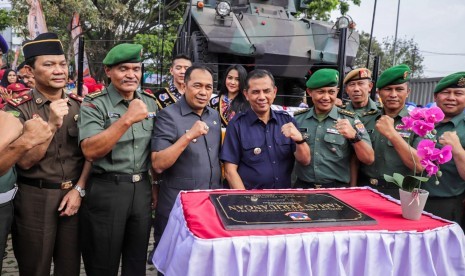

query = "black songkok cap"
[22, 32, 64, 60]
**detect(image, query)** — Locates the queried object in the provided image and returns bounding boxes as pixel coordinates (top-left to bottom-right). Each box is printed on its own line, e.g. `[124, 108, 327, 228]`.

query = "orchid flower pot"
[398, 188, 429, 220]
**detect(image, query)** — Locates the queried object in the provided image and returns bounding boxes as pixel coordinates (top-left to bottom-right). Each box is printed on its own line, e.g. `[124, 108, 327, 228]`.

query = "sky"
[330, 0, 465, 78]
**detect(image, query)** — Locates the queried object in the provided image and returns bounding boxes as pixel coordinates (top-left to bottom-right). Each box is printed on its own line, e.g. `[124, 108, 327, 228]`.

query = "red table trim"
[180, 188, 451, 239]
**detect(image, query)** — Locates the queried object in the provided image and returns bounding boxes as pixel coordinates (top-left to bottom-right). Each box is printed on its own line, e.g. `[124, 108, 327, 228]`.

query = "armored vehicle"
[174, 0, 359, 105]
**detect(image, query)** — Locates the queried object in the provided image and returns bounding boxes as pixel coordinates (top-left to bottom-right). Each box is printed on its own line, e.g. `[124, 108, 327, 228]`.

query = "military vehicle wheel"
[189, 31, 219, 89]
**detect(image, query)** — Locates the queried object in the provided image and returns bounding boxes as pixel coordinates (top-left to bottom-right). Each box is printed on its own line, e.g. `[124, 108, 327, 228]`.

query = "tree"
[0, 9, 14, 31]
[10, 0, 179, 81]
[355, 32, 424, 78]
[306, 0, 361, 21]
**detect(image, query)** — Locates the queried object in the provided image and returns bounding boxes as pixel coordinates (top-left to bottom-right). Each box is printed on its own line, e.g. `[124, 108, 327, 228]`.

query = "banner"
[11, 46, 20, 69]
[71, 12, 90, 77]
[27, 0, 48, 39]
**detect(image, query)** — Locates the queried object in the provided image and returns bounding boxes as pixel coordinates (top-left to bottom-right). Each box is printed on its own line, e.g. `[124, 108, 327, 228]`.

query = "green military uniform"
[294, 106, 371, 186]
[294, 68, 372, 187]
[79, 85, 156, 174]
[361, 64, 419, 198]
[344, 98, 380, 125]
[423, 72, 465, 226]
[0, 168, 16, 273]
[78, 43, 158, 276]
[360, 107, 422, 182]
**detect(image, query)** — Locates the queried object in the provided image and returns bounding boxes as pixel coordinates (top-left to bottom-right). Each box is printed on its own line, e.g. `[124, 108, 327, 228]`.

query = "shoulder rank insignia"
[364, 109, 379, 116]
[7, 94, 32, 107]
[293, 108, 310, 116]
[68, 93, 83, 102]
[338, 109, 355, 118]
[85, 89, 106, 100]
[142, 90, 156, 99]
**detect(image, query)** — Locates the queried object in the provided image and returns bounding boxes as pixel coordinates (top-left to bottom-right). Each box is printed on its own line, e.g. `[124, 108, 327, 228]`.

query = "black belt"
[18, 176, 77, 190]
[92, 172, 148, 183]
[360, 176, 398, 189]
[295, 178, 348, 188]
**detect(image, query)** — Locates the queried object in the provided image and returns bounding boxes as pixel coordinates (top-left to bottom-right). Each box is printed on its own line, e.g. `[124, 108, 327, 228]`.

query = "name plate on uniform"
[210, 193, 377, 230]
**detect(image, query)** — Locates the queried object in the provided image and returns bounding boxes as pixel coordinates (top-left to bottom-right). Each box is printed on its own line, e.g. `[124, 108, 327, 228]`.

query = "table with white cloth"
[153, 187, 465, 276]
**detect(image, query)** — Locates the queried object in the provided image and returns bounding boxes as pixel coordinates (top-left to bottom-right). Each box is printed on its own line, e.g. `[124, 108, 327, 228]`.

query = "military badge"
[285, 212, 311, 221]
[458, 77, 465, 87]
[403, 71, 409, 79]
[326, 128, 340, 135]
[354, 119, 366, 133]
[359, 69, 368, 78]
[7, 110, 20, 117]
[108, 112, 121, 118]
[398, 132, 411, 139]
[159, 93, 169, 101]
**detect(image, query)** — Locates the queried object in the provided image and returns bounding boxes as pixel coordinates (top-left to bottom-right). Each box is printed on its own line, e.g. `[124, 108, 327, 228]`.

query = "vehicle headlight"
[216, 1, 231, 17]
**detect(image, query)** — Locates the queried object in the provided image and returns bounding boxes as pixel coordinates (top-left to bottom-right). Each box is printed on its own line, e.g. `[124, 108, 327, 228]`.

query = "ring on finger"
[204, 125, 209, 131]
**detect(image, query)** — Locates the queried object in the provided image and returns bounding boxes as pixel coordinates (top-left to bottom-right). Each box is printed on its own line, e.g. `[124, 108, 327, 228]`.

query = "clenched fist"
[375, 115, 397, 139]
[23, 117, 53, 147]
[125, 99, 148, 124]
[281, 122, 303, 142]
[185, 120, 209, 141]
[335, 119, 357, 139]
[49, 98, 69, 129]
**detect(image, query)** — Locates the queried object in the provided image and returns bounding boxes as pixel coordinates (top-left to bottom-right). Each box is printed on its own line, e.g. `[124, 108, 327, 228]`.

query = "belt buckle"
[61, 181, 73, 189]
[369, 178, 378, 186]
[132, 174, 142, 183]
[314, 184, 322, 189]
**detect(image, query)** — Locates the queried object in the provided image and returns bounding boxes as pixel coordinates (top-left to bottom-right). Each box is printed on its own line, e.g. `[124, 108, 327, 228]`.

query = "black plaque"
[210, 193, 377, 230]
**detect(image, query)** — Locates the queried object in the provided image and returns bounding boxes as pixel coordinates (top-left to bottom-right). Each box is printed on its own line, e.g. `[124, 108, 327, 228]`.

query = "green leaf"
[383, 174, 403, 189]
[402, 175, 424, 192]
[393, 173, 405, 186]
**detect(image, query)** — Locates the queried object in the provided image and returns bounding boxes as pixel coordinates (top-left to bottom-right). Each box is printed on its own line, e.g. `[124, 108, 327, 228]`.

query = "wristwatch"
[296, 134, 309, 144]
[73, 185, 86, 197]
[349, 131, 362, 144]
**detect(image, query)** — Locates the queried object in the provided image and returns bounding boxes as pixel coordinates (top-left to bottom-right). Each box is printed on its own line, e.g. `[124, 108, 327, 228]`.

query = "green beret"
[434, 72, 465, 93]
[306, 69, 339, 89]
[103, 43, 143, 66]
[376, 64, 411, 89]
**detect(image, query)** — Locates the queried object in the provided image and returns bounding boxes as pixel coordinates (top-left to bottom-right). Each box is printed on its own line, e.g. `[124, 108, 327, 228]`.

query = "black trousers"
[0, 200, 13, 273]
[294, 178, 349, 189]
[424, 193, 465, 228]
[80, 174, 152, 276]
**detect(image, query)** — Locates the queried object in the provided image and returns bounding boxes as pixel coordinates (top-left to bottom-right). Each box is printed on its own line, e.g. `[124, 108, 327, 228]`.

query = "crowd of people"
[0, 31, 465, 276]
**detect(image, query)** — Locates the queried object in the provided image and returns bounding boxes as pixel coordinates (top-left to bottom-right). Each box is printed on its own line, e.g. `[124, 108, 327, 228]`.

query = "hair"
[24, 57, 37, 69]
[0, 68, 18, 87]
[171, 53, 191, 66]
[184, 64, 213, 84]
[218, 64, 249, 113]
[17, 61, 26, 71]
[245, 69, 275, 90]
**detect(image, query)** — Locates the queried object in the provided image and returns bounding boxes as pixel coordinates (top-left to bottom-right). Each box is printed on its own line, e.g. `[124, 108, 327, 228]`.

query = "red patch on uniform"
[82, 102, 97, 109]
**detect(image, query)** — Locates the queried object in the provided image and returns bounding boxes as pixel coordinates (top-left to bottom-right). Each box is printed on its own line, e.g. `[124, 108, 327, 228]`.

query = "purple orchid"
[409, 107, 426, 120]
[412, 120, 435, 137]
[424, 107, 445, 124]
[431, 145, 453, 164]
[417, 139, 436, 159]
[420, 159, 439, 177]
